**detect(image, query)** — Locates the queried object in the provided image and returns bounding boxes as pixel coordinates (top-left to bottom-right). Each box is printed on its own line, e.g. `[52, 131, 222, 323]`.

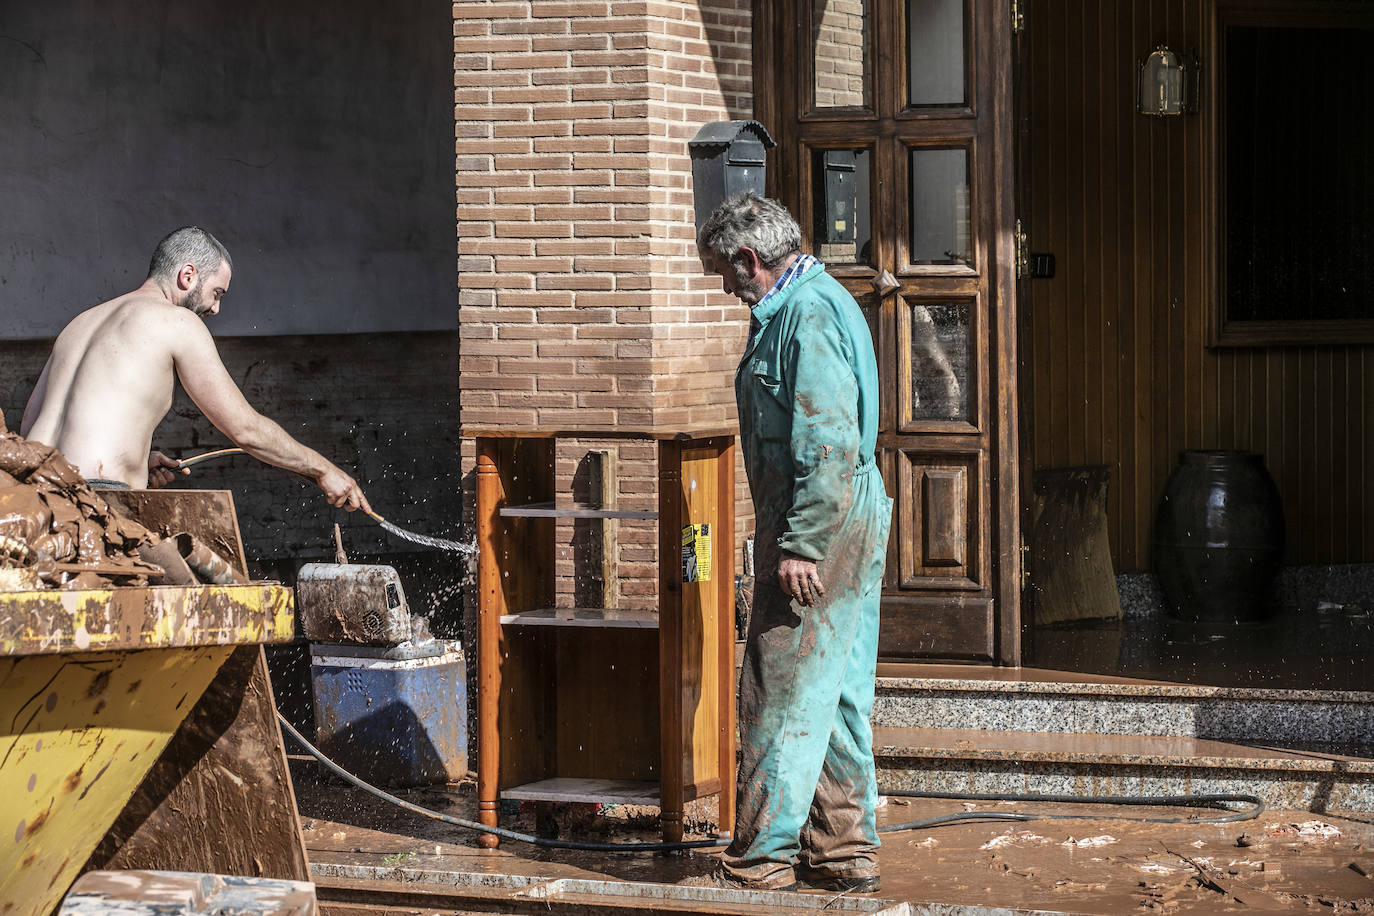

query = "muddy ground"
[291, 759, 1374, 913]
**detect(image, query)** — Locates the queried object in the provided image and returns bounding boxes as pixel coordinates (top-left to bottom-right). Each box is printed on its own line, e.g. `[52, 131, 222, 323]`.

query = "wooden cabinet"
[473, 431, 737, 846]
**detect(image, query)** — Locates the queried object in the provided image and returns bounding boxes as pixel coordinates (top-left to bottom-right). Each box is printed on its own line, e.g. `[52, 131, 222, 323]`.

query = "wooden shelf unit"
[475, 431, 736, 846]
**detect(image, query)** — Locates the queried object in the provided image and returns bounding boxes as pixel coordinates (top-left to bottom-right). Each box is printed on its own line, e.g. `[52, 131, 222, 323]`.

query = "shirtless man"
[20, 226, 371, 513]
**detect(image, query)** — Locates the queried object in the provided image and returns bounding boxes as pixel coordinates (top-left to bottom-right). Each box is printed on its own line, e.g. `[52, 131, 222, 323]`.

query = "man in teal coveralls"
[696, 193, 892, 893]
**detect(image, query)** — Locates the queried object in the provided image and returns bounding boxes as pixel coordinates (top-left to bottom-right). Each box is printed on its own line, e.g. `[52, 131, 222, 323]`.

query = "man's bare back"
[21, 227, 370, 512]
[23, 293, 190, 486]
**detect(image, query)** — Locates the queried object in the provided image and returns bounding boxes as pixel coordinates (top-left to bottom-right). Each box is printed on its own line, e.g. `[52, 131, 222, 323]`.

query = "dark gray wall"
[0, 0, 455, 336]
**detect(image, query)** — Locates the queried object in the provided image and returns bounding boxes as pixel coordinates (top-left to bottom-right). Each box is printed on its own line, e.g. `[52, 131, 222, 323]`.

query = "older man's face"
[701, 249, 766, 306]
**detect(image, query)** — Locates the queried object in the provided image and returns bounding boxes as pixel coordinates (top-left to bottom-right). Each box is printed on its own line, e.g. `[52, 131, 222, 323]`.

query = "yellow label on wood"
[680, 523, 712, 583]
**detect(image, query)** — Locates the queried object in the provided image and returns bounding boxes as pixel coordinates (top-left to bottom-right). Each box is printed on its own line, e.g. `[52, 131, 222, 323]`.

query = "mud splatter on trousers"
[722, 462, 892, 888]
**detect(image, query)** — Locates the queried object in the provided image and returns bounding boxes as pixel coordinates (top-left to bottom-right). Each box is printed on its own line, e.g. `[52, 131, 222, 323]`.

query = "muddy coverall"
[722, 263, 892, 888]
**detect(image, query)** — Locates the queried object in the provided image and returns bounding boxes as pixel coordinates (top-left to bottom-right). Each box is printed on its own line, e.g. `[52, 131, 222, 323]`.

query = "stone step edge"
[875, 675, 1374, 705]
[871, 728, 1374, 775]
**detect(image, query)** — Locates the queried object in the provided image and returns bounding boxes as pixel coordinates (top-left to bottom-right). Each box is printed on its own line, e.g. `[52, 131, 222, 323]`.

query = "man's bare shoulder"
[73, 293, 210, 342]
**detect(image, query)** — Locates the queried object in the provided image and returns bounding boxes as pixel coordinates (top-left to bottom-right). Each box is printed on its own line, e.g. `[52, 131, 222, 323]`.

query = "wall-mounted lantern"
[1137, 45, 1196, 116]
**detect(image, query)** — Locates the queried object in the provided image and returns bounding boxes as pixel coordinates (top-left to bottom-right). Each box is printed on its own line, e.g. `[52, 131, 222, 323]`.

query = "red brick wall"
[455, 0, 756, 609]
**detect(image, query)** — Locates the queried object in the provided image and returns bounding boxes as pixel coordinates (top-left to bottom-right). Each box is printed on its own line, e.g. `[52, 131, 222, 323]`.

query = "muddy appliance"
[297, 562, 467, 788]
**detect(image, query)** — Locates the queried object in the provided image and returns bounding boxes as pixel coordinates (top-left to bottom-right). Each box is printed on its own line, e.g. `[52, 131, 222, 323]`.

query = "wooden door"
[756, 0, 1021, 663]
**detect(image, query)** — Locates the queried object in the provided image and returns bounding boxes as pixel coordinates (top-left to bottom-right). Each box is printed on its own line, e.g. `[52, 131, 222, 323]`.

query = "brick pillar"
[455, 0, 755, 609]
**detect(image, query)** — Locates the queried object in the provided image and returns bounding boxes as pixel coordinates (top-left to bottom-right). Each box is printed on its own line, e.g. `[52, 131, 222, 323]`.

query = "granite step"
[872, 726, 1374, 812]
[872, 664, 1374, 745]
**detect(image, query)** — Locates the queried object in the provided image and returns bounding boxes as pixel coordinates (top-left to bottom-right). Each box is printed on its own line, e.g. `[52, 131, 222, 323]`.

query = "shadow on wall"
[700, 0, 757, 123]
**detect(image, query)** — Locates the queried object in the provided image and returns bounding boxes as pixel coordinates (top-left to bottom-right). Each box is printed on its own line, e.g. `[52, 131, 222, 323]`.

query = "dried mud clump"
[0, 409, 159, 589]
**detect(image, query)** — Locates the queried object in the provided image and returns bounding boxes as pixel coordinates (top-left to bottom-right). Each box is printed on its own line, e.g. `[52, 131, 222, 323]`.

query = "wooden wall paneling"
[1132, 0, 1156, 572]
[1281, 350, 1303, 563]
[1025, 0, 1047, 486]
[1355, 350, 1366, 561]
[1295, 348, 1314, 564]
[1026, 0, 1374, 575]
[1065, 0, 1087, 465]
[1182, 0, 1206, 462]
[1044, 0, 1068, 473]
[1084, 1, 1109, 483]
[1316, 351, 1334, 561]
[1338, 352, 1355, 562]
[1264, 348, 1285, 556]
[1364, 349, 1372, 560]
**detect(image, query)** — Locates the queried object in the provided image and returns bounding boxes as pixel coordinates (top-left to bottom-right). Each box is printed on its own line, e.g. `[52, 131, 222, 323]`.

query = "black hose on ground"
[278, 712, 1265, 853]
[278, 714, 723, 852]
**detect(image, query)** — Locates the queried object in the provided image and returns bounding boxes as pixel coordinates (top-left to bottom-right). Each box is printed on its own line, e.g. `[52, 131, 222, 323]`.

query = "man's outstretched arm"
[168, 315, 372, 513]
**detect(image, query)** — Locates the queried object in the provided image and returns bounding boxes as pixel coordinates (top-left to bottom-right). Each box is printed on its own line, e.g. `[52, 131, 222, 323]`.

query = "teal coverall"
[722, 263, 892, 887]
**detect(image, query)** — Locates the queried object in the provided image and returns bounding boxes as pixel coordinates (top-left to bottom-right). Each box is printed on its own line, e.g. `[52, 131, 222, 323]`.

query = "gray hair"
[147, 227, 233, 282]
[696, 192, 801, 270]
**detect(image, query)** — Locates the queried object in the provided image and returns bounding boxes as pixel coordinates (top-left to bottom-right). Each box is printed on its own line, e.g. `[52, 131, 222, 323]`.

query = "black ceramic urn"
[1151, 450, 1285, 623]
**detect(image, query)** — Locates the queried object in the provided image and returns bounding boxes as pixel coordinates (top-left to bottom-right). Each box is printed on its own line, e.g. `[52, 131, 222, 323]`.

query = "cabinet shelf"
[498, 501, 658, 520]
[476, 431, 737, 845]
[498, 608, 658, 629]
[500, 777, 660, 806]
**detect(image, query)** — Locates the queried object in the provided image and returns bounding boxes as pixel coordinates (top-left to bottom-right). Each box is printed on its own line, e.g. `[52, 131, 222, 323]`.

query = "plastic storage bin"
[310, 640, 467, 788]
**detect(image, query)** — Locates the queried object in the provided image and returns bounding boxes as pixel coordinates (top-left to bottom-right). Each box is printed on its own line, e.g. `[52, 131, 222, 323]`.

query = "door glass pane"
[812, 0, 872, 109]
[906, 0, 966, 106]
[909, 147, 971, 266]
[811, 147, 873, 267]
[908, 301, 970, 422]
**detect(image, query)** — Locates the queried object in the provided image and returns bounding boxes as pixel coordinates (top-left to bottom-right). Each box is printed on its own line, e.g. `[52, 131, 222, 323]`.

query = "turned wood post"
[476, 445, 502, 849]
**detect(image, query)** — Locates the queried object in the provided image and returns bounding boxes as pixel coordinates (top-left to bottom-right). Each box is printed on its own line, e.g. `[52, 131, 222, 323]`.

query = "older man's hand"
[778, 553, 824, 607]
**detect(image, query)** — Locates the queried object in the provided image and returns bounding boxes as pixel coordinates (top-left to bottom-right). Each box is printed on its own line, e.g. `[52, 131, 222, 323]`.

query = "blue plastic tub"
[310, 641, 468, 788]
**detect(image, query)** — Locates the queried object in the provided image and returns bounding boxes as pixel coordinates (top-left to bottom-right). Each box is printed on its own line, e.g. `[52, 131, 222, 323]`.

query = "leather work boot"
[678, 867, 798, 892]
[797, 866, 882, 894]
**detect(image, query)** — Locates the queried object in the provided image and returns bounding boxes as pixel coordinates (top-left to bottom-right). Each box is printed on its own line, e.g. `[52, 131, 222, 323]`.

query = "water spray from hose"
[173, 447, 472, 554]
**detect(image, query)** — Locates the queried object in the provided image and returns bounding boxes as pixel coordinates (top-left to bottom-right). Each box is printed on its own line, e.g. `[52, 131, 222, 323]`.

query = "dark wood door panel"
[893, 449, 983, 589]
[878, 594, 995, 660]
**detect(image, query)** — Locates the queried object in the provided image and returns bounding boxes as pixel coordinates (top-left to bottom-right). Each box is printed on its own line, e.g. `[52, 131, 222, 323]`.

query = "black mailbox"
[689, 120, 777, 230]
[820, 149, 857, 245]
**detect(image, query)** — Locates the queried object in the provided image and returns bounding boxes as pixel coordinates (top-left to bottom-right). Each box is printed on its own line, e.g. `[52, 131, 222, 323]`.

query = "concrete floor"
[292, 760, 1374, 914]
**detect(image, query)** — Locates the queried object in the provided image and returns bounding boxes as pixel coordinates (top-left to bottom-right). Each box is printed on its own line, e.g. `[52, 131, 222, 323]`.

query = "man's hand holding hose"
[316, 464, 372, 515]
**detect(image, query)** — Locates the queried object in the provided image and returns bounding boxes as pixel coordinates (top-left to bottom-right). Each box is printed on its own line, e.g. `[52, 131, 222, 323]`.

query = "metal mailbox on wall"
[689, 120, 776, 230]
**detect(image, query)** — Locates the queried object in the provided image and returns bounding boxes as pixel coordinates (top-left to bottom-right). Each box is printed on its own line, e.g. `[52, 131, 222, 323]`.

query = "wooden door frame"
[752, 0, 1022, 666]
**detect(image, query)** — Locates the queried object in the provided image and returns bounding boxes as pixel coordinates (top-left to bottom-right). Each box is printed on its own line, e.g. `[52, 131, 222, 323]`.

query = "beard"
[182, 278, 215, 317]
[734, 269, 767, 306]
